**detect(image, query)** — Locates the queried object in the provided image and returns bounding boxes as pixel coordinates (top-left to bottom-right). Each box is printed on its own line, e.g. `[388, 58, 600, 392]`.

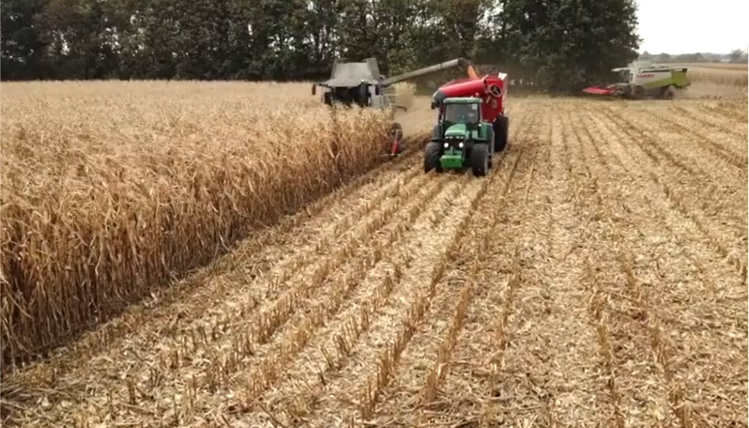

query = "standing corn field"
[0, 81, 404, 367]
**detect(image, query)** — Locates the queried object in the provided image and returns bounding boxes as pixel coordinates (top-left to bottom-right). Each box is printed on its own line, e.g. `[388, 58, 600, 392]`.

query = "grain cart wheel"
[470, 144, 489, 177]
[494, 115, 509, 152]
[424, 142, 443, 173]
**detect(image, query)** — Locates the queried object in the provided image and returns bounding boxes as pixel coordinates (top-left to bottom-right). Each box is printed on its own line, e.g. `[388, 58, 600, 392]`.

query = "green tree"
[0, 0, 640, 86]
[1, 0, 51, 79]
[336, 0, 433, 76]
[481, 0, 640, 90]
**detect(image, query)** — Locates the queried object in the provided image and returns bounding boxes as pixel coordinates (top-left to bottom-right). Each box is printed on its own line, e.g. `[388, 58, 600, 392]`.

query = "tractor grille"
[443, 137, 464, 150]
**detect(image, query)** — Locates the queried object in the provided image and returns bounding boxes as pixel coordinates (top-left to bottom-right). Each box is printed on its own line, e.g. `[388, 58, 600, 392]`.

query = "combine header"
[312, 58, 479, 156]
[424, 71, 509, 177]
[583, 61, 690, 99]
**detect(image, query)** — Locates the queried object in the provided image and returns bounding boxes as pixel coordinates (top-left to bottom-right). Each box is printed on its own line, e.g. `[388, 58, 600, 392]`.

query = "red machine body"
[582, 84, 617, 95]
[431, 74, 508, 122]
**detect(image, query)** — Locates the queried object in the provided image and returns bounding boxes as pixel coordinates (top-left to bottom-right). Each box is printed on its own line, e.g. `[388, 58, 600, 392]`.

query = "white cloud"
[635, 0, 748, 54]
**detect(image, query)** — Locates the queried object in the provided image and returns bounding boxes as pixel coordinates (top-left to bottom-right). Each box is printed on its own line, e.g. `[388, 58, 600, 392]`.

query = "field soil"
[2, 95, 747, 427]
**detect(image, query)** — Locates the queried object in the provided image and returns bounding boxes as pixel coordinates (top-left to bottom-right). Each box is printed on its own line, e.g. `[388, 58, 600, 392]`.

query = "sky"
[635, 0, 748, 54]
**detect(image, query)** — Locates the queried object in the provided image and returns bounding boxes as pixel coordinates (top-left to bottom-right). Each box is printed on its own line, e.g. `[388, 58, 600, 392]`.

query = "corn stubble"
[0, 81, 394, 366]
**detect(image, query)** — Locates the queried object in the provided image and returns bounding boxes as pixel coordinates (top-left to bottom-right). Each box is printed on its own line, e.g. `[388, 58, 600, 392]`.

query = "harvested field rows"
[2, 94, 747, 427]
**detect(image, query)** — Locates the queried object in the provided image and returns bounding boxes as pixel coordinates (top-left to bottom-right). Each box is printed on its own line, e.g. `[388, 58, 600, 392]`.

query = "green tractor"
[424, 73, 509, 177]
[424, 97, 499, 177]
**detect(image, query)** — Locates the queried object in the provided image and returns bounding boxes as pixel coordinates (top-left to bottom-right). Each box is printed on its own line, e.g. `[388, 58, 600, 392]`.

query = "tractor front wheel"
[470, 145, 489, 177]
[424, 142, 443, 173]
[494, 115, 509, 152]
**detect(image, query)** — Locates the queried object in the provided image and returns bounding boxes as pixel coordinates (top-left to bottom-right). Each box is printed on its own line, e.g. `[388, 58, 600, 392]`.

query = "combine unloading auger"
[379, 58, 479, 86]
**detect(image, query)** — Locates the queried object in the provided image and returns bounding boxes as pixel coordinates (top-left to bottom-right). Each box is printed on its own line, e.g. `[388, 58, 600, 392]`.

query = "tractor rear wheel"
[494, 115, 509, 152]
[470, 144, 489, 177]
[424, 142, 443, 173]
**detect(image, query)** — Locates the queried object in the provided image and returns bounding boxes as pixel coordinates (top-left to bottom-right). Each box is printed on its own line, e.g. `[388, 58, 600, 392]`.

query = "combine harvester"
[312, 58, 480, 156]
[423, 69, 509, 177]
[583, 61, 691, 99]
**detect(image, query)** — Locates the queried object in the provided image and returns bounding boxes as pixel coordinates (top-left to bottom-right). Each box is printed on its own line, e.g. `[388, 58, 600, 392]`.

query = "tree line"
[640, 50, 748, 64]
[1, 0, 641, 91]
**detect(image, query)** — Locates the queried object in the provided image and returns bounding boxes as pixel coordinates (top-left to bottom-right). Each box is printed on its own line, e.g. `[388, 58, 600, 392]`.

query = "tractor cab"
[442, 101, 480, 126]
[438, 98, 483, 138]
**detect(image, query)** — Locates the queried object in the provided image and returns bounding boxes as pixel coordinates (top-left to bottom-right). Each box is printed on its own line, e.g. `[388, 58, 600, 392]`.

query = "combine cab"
[424, 73, 509, 177]
[583, 61, 691, 99]
[312, 58, 479, 156]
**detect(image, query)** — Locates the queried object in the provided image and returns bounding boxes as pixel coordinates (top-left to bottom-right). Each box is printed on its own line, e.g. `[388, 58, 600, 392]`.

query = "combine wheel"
[662, 85, 676, 100]
[494, 115, 509, 152]
[470, 144, 489, 177]
[424, 142, 443, 173]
